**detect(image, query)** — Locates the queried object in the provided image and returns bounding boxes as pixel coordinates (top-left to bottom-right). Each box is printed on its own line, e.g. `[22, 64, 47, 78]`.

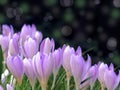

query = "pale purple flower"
[81, 64, 98, 90]
[32, 52, 53, 89]
[70, 54, 85, 90]
[0, 85, 4, 90]
[34, 31, 43, 44]
[83, 55, 92, 76]
[51, 48, 62, 89]
[62, 46, 75, 75]
[75, 46, 82, 56]
[2, 25, 14, 38]
[6, 55, 24, 85]
[98, 62, 109, 85]
[6, 84, 14, 90]
[20, 24, 42, 44]
[52, 48, 62, 74]
[8, 33, 19, 56]
[40, 37, 55, 54]
[23, 58, 36, 89]
[24, 37, 38, 58]
[0, 35, 9, 52]
[104, 69, 120, 90]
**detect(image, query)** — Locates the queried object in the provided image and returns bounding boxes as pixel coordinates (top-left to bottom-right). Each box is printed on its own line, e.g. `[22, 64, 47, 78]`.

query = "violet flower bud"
[40, 37, 55, 54]
[62, 46, 75, 75]
[70, 54, 85, 90]
[0, 85, 4, 90]
[34, 31, 43, 44]
[52, 48, 62, 74]
[6, 84, 14, 90]
[98, 62, 108, 85]
[20, 24, 32, 43]
[8, 33, 19, 56]
[24, 37, 38, 58]
[81, 64, 98, 90]
[6, 55, 24, 85]
[2, 25, 14, 38]
[0, 35, 9, 52]
[104, 69, 120, 90]
[51, 48, 62, 89]
[23, 58, 36, 89]
[32, 52, 53, 89]
[75, 46, 82, 56]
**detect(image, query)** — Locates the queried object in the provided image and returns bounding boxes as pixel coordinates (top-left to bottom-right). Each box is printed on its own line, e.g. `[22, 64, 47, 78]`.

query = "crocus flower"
[62, 46, 75, 76]
[23, 58, 36, 90]
[81, 64, 98, 90]
[40, 37, 55, 54]
[51, 48, 62, 89]
[8, 33, 19, 56]
[32, 52, 53, 90]
[6, 84, 14, 90]
[75, 46, 82, 56]
[24, 37, 38, 58]
[0, 35, 9, 52]
[70, 54, 85, 90]
[20, 24, 42, 45]
[2, 25, 14, 38]
[62, 46, 75, 90]
[98, 62, 109, 90]
[0, 85, 4, 90]
[6, 55, 24, 85]
[104, 69, 120, 90]
[0, 25, 14, 60]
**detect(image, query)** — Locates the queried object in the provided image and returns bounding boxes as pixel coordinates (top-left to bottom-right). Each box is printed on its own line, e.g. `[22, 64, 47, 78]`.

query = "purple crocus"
[62, 46, 75, 76]
[20, 24, 42, 57]
[2, 25, 14, 37]
[70, 54, 85, 90]
[0, 85, 4, 90]
[62, 46, 75, 90]
[81, 64, 98, 90]
[24, 37, 38, 58]
[0, 25, 14, 60]
[104, 70, 120, 90]
[23, 58, 36, 90]
[8, 33, 19, 56]
[32, 52, 53, 90]
[51, 48, 62, 89]
[40, 37, 55, 54]
[6, 55, 24, 85]
[6, 84, 14, 90]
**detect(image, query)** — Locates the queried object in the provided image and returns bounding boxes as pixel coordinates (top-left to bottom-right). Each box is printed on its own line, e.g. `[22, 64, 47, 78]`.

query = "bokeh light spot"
[60, 0, 73, 7]
[20, 3, 30, 13]
[0, 0, 8, 5]
[75, 0, 86, 8]
[107, 37, 117, 51]
[63, 9, 74, 23]
[61, 25, 72, 36]
[113, 0, 120, 8]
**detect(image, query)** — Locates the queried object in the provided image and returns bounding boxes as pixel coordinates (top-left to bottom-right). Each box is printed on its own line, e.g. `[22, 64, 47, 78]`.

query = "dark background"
[0, 0, 120, 66]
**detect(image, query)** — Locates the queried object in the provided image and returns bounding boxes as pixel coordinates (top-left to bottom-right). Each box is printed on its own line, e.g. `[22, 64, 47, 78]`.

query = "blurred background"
[0, 0, 120, 66]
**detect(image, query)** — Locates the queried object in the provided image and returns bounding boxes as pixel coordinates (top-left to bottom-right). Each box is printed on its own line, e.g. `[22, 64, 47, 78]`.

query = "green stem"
[66, 71, 71, 90]
[101, 83, 105, 90]
[67, 77, 70, 90]
[51, 74, 57, 90]
[42, 87, 46, 90]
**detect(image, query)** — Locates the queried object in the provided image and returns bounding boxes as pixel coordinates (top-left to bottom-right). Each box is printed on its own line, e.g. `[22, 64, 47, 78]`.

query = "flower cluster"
[0, 25, 120, 90]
